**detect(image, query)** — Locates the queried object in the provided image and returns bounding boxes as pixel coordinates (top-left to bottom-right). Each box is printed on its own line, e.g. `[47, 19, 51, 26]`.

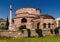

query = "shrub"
[0, 25, 8, 30]
[54, 26, 60, 35]
[19, 25, 26, 30]
[27, 29, 31, 37]
[50, 29, 53, 34]
[54, 28, 59, 35]
[19, 25, 26, 33]
[35, 28, 43, 37]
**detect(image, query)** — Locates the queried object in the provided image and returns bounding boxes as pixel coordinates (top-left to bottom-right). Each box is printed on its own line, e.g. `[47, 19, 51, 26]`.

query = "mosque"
[9, 5, 56, 31]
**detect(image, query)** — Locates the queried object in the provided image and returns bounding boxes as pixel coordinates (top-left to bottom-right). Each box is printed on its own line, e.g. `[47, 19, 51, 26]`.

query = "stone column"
[9, 4, 13, 30]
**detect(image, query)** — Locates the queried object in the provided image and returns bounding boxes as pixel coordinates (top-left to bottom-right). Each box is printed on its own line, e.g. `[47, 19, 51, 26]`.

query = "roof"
[40, 14, 55, 19]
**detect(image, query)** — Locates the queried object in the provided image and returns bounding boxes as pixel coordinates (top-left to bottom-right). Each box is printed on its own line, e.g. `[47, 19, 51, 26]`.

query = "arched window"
[37, 22, 40, 29]
[52, 23, 54, 28]
[48, 23, 51, 28]
[21, 18, 27, 23]
[13, 19, 14, 23]
[43, 23, 46, 28]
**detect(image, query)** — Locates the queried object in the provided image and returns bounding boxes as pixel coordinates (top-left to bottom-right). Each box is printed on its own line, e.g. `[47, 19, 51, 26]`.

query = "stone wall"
[42, 29, 54, 36]
[0, 29, 56, 38]
[0, 30, 28, 38]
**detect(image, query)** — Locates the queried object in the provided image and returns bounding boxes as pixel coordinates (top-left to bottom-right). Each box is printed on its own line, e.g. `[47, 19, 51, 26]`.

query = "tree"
[54, 26, 60, 35]
[19, 25, 26, 33]
[35, 28, 43, 37]
[6, 16, 9, 30]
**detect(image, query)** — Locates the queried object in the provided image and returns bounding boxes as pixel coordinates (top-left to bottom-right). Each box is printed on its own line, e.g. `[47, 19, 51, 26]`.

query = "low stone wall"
[30, 29, 38, 37]
[0, 29, 56, 38]
[42, 29, 54, 36]
[0, 30, 28, 38]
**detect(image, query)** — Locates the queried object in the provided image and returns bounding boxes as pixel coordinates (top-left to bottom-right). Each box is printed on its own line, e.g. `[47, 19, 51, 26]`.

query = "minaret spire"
[9, 4, 13, 30]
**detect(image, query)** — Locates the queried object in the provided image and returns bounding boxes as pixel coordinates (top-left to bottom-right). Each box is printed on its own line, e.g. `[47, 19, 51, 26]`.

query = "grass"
[0, 36, 60, 42]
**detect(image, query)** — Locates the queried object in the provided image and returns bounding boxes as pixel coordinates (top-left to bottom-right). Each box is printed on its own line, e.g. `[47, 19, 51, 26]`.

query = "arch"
[37, 22, 40, 29]
[48, 23, 51, 28]
[52, 23, 54, 28]
[21, 18, 27, 23]
[13, 19, 14, 23]
[43, 23, 46, 28]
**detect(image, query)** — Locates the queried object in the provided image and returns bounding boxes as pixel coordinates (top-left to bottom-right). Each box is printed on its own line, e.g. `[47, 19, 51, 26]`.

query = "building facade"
[55, 18, 60, 27]
[9, 5, 56, 31]
[0, 18, 6, 26]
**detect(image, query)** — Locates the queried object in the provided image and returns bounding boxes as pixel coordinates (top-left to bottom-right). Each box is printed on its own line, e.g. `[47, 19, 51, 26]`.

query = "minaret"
[9, 4, 13, 30]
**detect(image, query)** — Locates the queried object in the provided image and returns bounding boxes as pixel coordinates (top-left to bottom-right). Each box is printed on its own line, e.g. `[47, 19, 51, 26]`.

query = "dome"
[16, 7, 41, 15]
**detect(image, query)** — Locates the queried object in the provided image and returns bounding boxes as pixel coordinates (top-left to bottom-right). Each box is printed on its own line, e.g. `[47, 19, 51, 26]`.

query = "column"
[9, 4, 13, 30]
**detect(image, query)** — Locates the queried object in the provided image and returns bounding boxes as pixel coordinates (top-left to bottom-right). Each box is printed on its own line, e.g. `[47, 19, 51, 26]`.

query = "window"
[43, 23, 46, 28]
[37, 22, 40, 29]
[13, 19, 14, 23]
[48, 23, 51, 28]
[21, 18, 27, 23]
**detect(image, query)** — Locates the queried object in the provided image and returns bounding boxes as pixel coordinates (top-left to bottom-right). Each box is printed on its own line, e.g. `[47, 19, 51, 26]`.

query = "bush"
[19, 25, 26, 33]
[50, 29, 53, 34]
[54, 28, 59, 35]
[0, 25, 8, 30]
[19, 25, 26, 30]
[35, 28, 43, 37]
[27, 29, 31, 37]
[54, 26, 60, 35]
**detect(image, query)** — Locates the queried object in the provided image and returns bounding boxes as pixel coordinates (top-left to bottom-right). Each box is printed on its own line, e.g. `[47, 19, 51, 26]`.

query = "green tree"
[54, 26, 60, 35]
[35, 28, 43, 37]
[6, 16, 9, 30]
[19, 25, 26, 33]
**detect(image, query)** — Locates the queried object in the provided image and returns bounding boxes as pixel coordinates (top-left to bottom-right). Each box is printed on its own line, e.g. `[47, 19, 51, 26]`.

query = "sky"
[0, 0, 60, 19]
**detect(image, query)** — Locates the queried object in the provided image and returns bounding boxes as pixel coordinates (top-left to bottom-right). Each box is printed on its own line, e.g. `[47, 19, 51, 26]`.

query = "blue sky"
[0, 0, 60, 19]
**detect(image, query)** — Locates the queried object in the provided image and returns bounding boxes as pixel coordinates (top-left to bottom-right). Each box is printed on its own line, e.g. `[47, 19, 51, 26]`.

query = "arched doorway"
[37, 22, 40, 29]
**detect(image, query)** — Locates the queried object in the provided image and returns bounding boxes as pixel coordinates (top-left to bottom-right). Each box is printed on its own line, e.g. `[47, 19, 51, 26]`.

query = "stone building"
[55, 18, 60, 27]
[9, 5, 56, 31]
[0, 18, 6, 26]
